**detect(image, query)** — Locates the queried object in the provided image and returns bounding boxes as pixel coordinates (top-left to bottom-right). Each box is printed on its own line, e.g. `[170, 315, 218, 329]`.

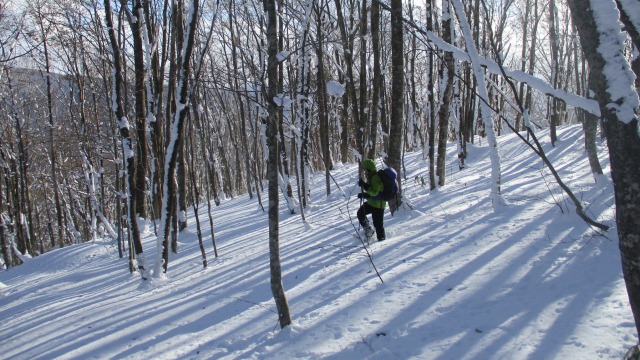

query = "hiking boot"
[364, 226, 375, 239]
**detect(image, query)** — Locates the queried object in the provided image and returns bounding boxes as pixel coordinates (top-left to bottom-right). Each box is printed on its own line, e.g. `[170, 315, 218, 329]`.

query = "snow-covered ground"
[0, 125, 636, 359]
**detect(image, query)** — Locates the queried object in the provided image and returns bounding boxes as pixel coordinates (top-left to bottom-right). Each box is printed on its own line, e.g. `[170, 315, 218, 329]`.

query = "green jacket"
[362, 159, 386, 209]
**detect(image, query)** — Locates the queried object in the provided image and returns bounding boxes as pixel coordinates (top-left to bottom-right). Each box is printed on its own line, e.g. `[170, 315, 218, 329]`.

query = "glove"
[358, 178, 370, 190]
[357, 193, 371, 199]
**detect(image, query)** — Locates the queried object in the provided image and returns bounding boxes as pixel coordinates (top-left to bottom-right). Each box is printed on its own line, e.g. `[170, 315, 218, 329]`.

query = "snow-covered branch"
[377, 0, 601, 116]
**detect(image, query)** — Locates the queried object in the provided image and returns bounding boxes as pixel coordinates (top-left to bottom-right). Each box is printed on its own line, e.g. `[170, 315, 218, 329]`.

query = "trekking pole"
[356, 165, 363, 230]
[328, 170, 346, 198]
[345, 194, 384, 284]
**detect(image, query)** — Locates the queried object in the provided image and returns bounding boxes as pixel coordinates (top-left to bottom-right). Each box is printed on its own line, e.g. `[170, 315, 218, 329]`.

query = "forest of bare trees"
[1, 0, 639, 339]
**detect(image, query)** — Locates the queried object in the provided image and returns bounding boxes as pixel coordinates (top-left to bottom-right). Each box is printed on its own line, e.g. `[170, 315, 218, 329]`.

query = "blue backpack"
[373, 167, 398, 201]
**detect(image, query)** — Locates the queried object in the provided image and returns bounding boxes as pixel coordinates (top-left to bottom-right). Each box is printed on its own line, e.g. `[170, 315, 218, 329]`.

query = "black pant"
[357, 202, 385, 240]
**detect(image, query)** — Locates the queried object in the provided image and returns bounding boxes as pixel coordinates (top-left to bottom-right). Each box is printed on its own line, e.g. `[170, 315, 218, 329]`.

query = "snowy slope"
[0, 125, 635, 359]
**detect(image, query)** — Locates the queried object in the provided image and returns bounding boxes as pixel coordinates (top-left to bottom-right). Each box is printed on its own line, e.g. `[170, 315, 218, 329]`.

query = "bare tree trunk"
[130, 0, 149, 219]
[515, 0, 531, 132]
[297, 2, 314, 214]
[583, 71, 604, 177]
[426, 0, 437, 190]
[187, 123, 207, 268]
[359, 0, 369, 157]
[437, 0, 454, 187]
[0, 161, 11, 267]
[104, 0, 146, 276]
[316, 1, 332, 196]
[387, 0, 404, 213]
[406, 2, 418, 153]
[265, 0, 292, 329]
[4, 70, 34, 256]
[192, 90, 219, 257]
[99, 46, 127, 257]
[337, 50, 350, 161]
[146, 0, 170, 222]
[369, 0, 381, 159]
[145, 0, 168, 221]
[525, 0, 540, 128]
[178, 140, 187, 231]
[228, 3, 255, 199]
[275, 0, 296, 213]
[34, 4, 64, 248]
[582, 114, 603, 175]
[335, 0, 363, 159]
[549, 0, 560, 145]
[154, 0, 199, 277]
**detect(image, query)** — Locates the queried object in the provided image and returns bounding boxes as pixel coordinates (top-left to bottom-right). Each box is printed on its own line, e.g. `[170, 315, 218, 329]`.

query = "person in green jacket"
[356, 159, 386, 241]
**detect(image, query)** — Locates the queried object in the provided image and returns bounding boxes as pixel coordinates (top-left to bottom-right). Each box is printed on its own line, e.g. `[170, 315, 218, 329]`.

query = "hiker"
[356, 159, 386, 241]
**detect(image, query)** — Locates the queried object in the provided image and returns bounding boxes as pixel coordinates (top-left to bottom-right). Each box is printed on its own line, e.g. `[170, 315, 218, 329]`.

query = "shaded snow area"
[0, 125, 636, 359]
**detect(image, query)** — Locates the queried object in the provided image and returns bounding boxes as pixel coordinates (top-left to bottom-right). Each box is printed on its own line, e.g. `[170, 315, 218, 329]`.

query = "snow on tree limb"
[591, 0, 639, 124]
[617, 0, 640, 43]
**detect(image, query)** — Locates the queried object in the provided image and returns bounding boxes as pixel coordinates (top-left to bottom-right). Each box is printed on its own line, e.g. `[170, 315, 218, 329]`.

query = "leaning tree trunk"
[265, 0, 292, 329]
[567, 0, 640, 341]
